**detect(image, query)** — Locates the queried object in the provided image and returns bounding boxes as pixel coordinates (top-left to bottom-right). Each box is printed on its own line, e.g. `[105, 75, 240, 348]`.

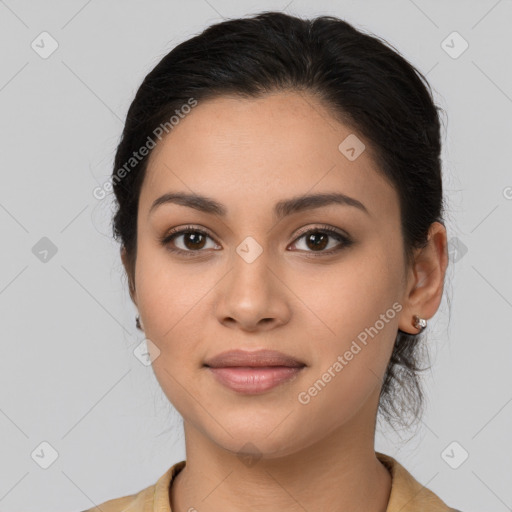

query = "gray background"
[1, 1, 511, 511]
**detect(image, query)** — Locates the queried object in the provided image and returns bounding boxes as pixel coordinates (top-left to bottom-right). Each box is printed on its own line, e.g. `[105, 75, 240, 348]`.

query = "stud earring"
[412, 314, 427, 333]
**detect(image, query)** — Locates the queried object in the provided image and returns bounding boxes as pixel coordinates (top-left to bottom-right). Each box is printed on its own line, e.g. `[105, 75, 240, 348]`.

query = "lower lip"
[206, 366, 305, 394]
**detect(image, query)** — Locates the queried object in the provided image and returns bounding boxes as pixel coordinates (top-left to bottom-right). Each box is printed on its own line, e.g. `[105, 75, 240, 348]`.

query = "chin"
[204, 417, 305, 459]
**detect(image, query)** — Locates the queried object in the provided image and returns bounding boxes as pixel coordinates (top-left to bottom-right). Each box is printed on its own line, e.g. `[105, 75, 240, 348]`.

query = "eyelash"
[159, 224, 353, 258]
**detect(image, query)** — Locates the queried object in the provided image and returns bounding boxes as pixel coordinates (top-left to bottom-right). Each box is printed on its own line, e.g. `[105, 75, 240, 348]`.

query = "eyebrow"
[148, 191, 369, 220]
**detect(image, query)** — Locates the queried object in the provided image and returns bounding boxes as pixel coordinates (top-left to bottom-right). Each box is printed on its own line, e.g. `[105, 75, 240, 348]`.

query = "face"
[125, 91, 420, 458]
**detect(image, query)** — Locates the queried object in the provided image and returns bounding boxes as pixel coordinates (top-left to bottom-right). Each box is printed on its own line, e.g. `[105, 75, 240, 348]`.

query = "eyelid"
[291, 223, 349, 241]
[161, 224, 218, 243]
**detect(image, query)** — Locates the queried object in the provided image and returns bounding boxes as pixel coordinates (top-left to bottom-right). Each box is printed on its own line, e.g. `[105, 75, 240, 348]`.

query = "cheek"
[135, 242, 210, 336]
[293, 279, 400, 430]
[135, 249, 209, 414]
[294, 244, 402, 346]
[291, 250, 402, 402]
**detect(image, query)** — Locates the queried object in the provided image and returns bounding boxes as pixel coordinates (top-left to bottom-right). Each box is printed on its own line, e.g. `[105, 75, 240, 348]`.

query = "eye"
[160, 225, 220, 256]
[289, 225, 353, 256]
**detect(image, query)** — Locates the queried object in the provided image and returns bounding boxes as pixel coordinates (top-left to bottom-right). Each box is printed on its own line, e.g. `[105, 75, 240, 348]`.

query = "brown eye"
[289, 226, 353, 255]
[160, 226, 220, 256]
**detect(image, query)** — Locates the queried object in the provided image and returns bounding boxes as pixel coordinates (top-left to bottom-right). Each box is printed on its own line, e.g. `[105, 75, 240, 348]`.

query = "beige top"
[81, 451, 459, 511]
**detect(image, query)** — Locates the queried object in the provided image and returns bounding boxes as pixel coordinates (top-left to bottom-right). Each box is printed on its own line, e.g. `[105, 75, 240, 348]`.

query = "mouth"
[203, 349, 306, 394]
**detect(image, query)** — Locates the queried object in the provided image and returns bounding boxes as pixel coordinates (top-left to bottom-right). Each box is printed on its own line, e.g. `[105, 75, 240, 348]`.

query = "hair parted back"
[111, 10, 447, 432]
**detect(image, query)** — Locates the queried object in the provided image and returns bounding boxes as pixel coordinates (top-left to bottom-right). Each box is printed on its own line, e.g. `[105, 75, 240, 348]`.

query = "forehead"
[140, 91, 399, 222]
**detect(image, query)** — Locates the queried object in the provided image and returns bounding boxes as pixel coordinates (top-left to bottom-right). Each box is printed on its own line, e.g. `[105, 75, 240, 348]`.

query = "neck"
[170, 390, 392, 512]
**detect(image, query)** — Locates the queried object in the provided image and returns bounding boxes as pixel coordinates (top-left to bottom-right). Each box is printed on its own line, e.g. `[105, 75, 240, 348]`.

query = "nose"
[214, 249, 291, 332]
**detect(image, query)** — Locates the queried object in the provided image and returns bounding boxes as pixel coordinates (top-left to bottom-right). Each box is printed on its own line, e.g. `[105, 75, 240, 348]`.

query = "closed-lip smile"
[203, 349, 307, 394]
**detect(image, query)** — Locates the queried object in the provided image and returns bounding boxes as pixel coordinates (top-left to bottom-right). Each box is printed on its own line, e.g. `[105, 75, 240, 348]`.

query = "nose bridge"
[230, 234, 273, 296]
[235, 234, 267, 266]
[215, 233, 287, 328]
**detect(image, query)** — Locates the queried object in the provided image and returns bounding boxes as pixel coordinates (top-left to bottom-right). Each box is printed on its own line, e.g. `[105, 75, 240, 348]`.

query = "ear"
[120, 246, 138, 308]
[398, 222, 449, 334]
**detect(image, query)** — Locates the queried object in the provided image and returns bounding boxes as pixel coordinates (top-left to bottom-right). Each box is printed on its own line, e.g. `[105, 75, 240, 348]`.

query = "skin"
[121, 91, 448, 512]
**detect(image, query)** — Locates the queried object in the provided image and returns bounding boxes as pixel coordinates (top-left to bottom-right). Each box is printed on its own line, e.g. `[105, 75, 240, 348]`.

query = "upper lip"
[204, 349, 306, 368]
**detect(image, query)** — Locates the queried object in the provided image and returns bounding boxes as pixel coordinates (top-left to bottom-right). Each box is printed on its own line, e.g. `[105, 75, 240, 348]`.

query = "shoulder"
[79, 485, 153, 512]
[77, 460, 186, 512]
[376, 451, 461, 512]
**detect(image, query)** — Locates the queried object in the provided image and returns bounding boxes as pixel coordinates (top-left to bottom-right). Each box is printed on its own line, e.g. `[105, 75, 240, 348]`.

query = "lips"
[203, 349, 306, 368]
[203, 349, 307, 394]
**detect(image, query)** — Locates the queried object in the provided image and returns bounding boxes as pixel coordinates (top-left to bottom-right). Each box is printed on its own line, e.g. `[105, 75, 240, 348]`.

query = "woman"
[84, 10, 462, 512]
